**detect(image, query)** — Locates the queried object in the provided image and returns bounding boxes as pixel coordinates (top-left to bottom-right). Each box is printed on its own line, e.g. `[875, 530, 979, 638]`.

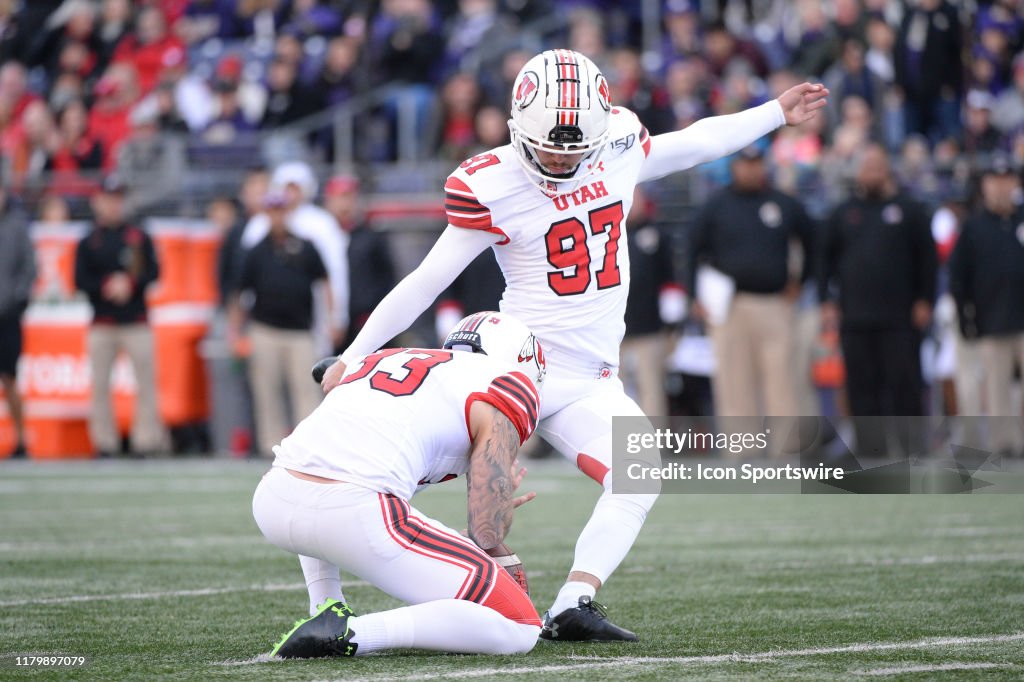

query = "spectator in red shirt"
[154, 0, 188, 27]
[0, 61, 38, 121]
[48, 99, 104, 196]
[87, 62, 139, 170]
[111, 5, 186, 94]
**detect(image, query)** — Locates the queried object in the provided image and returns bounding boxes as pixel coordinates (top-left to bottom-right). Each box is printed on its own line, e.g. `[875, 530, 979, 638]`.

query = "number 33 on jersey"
[443, 108, 652, 367]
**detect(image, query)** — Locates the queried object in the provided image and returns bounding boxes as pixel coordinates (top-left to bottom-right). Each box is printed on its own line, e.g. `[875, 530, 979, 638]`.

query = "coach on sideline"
[949, 153, 1024, 457]
[819, 144, 937, 454]
[688, 144, 815, 419]
[229, 190, 330, 457]
[0, 183, 35, 458]
[74, 175, 164, 458]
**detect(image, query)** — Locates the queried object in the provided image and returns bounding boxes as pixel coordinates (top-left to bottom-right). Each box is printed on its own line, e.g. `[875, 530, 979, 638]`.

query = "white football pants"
[253, 467, 540, 656]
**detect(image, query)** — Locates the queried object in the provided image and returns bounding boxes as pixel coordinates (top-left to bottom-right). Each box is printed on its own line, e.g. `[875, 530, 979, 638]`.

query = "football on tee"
[485, 543, 529, 595]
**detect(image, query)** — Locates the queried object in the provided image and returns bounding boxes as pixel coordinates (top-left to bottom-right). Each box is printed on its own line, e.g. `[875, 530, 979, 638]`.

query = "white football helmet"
[443, 311, 546, 386]
[508, 49, 612, 195]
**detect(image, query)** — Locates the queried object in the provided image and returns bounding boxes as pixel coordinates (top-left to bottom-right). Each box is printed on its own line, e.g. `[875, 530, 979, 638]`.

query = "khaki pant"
[249, 322, 321, 455]
[977, 333, 1024, 452]
[619, 332, 669, 417]
[709, 293, 798, 417]
[88, 323, 164, 453]
[954, 334, 985, 448]
[793, 305, 820, 416]
[955, 335, 985, 415]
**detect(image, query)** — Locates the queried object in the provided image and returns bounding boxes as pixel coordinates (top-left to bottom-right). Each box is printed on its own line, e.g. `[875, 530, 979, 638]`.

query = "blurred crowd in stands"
[2, 0, 1024, 207]
[1, 0, 1023, 459]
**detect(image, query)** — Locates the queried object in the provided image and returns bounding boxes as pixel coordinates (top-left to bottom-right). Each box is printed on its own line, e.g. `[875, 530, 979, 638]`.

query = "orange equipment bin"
[11, 304, 136, 459]
[147, 219, 221, 427]
[0, 219, 221, 459]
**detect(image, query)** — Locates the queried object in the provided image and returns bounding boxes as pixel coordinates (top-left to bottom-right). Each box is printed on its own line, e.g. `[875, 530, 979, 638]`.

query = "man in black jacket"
[949, 154, 1024, 456]
[0, 186, 36, 457]
[689, 145, 814, 418]
[820, 144, 937, 454]
[74, 176, 164, 457]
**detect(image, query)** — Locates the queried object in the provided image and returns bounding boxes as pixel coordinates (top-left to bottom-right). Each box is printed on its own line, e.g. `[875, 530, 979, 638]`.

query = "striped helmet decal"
[460, 312, 490, 333]
[553, 49, 580, 127]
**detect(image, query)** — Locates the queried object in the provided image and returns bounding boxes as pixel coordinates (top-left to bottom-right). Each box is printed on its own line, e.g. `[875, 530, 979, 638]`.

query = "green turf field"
[1, 458, 1022, 680]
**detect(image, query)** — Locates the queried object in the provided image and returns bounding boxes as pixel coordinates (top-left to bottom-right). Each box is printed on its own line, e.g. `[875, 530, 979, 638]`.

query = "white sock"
[347, 610, 408, 655]
[569, 488, 657, 581]
[547, 486, 657, 616]
[549, 581, 596, 617]
[299, 555, 345, 616]
[349, 600, 538, 655]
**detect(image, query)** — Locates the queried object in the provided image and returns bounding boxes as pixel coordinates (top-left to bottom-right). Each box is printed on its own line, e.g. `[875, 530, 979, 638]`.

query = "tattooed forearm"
[466, 410, 520, 550]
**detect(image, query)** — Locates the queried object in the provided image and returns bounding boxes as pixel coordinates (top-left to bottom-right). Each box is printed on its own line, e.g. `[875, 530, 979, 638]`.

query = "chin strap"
[523, 144, 580, 181]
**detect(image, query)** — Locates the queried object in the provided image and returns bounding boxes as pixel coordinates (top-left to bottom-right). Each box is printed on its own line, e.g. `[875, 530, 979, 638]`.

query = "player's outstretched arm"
[465, 401, 536, 550]
[638, 82, 828, 183]
[319, 225, 498, 392]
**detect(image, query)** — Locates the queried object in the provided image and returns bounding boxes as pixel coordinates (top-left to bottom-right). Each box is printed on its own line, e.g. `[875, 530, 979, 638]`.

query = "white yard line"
[764, 552, 1024, 571]
[281, 632, 1024, 682]
[216, 654, 282, 667]
[0, 535, 266, 553]
[0, 582, 333, 607]
[855, 662, 1012, 676]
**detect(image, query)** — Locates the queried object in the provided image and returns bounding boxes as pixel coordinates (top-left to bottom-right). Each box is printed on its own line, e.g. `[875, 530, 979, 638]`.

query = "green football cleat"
[271, 599, 358, 659]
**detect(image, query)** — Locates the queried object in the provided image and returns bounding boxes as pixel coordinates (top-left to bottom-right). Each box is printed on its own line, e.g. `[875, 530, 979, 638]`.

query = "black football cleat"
[271, 599, 358, 659]
[539, 596, 638, 642]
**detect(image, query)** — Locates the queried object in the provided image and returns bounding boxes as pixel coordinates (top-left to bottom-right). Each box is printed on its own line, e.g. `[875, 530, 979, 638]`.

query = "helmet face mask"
[508, 50, 611, 195]
[443, 311, 546, 387]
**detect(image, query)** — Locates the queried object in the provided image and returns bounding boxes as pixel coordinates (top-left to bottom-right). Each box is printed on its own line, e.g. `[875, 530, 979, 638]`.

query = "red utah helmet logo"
[595, 74, 611, 112]
[514, 71, 540, 110]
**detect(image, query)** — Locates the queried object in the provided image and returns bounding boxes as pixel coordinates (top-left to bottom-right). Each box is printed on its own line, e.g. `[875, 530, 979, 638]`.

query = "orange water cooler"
[0, 219, 220, 458]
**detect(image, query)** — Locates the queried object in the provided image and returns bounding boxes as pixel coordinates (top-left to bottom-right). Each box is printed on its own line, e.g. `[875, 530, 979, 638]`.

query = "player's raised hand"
[778, 83, 829, 126]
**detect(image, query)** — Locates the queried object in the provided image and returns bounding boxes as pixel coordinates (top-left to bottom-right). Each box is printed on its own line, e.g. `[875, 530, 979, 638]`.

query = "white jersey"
[272, 348, 540, 500]
[443, 107, 651, 371]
